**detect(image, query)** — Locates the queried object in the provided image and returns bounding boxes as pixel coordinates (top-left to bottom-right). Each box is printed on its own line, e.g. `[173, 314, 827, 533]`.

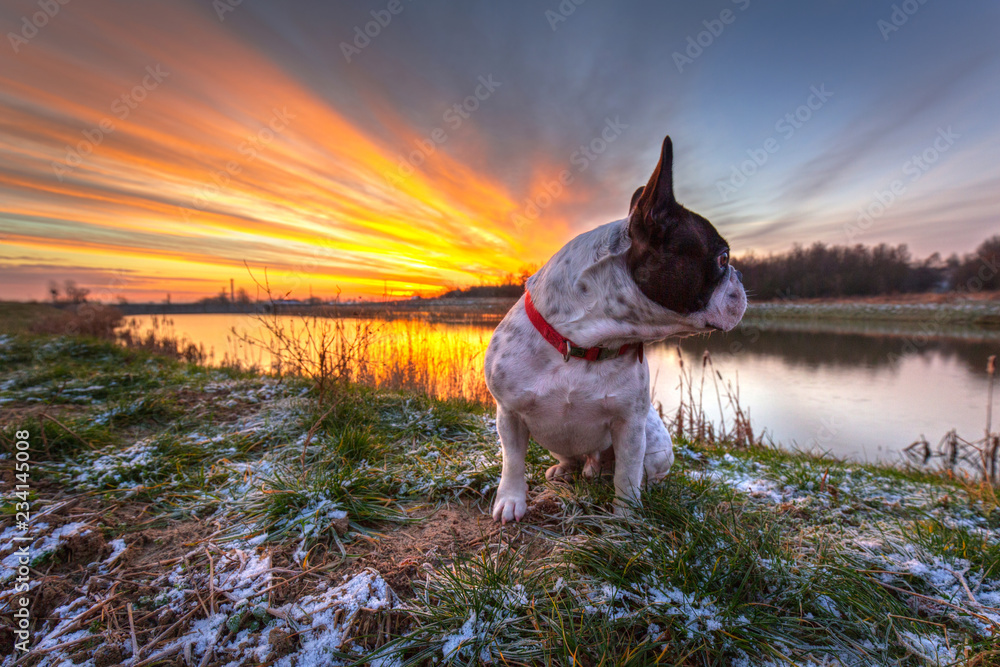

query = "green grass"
[2, 329, 997, 666]
[0, 301, 66, 334]
[904, 518, 1000, 580]
[1, 415, 118, 460]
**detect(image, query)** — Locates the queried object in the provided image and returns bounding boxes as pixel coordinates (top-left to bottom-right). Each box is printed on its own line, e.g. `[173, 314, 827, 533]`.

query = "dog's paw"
[612, 499, 640, 519]
[492, 490, 528, 523]
[545, 464, 576, 481]
[611, 497, 642, 521]
[643, 447, 674, 485]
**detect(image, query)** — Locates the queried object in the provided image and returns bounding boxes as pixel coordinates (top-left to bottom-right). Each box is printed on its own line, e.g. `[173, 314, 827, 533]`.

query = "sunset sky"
[2, 0, 998, 302]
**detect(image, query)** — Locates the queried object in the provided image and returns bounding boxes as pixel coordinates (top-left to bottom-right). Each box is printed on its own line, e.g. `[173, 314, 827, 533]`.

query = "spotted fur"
[485, 135, 747, 523]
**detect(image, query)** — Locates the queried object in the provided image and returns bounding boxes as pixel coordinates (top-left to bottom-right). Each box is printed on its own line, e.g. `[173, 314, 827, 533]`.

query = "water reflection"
[659, 329, 998, 464]
[125, 314, 999, 465]
[685, 327, 1000, 375]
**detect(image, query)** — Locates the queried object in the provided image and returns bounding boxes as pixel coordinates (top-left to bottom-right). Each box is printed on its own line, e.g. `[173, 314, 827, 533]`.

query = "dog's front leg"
[492, 406, 530, 523]
[611, 416, 646, 515]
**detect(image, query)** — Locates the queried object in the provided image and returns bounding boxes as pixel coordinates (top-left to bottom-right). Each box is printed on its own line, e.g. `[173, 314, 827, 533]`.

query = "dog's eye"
[717, 252, 729, 269]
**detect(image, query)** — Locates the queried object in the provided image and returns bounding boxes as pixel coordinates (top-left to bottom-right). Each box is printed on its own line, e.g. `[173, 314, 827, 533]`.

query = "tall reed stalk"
[904, 354, 999, 487]
[665, 346, 764, 448]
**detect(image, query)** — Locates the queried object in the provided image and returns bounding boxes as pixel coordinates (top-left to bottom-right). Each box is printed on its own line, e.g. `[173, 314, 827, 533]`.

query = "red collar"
[524, 290, 643, 363]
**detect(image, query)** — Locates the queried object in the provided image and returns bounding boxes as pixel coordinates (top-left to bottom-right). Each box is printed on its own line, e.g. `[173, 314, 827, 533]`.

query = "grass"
[0, 321, 997, 666]
[366, 466, 995, 665]
[0, 302, 66, 334]
[744, 299, 1000, 328]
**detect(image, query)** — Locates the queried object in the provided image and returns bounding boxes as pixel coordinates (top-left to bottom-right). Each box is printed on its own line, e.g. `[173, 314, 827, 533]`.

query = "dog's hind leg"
[545, 454, 582, 481]
[643, 405, 674, 485]
[581, 452, 600, 479]
[492, 406, 530, 523]
[582, 441, 614, 479]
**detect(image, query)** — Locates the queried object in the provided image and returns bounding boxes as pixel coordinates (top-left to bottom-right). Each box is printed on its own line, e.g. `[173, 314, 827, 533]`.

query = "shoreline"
[110, 291, 1000, 328]
[116, 295, 1000, 342]
[7, 295, 1000, 350]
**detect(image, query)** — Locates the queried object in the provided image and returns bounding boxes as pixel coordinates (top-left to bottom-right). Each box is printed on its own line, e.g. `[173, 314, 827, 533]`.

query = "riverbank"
[746, 297, 1000, 329]
[15, 289, 1000, 332]
[115, 297, 515, 324]
[1, 326, 998, 665]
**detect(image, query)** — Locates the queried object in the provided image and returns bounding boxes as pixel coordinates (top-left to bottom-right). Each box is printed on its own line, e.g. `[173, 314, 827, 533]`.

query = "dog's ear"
[628, 185, 645, 215]
[634, 135, 678, 216]
[629, 186, 644, 215]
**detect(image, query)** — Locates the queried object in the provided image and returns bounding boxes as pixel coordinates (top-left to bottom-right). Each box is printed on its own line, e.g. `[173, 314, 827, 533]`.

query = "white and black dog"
[484, 135, 746, 523]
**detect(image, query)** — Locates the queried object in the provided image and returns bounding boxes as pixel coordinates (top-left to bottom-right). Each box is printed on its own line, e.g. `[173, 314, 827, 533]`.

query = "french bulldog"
[484, 135, 746, 522]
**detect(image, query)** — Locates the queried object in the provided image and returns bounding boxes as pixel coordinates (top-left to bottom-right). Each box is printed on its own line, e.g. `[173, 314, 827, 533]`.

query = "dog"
[484, 135, 746, 522]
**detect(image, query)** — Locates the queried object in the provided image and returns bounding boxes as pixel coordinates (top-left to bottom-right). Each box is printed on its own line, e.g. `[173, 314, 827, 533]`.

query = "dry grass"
[222, 271, 494, 407]
[117, 315, 208, 363]
[229, 269, 493, 407]
[27, 303, 123, 339]
[663, 346, 764, 449]
[357, 320, 492, 406]
[0, 302, 67, 334]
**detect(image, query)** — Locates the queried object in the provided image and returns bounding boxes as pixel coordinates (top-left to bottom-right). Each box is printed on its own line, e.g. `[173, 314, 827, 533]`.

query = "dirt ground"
[0, 464, 569, 664]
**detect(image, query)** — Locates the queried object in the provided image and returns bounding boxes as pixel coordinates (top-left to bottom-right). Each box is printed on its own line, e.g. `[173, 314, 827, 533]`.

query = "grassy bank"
[745, 299, 1000, 330]
[0, 327, 998, 666]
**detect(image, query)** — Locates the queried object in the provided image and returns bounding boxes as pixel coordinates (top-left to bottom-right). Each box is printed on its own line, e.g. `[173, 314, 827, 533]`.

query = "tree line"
[736, 235, 999, 300]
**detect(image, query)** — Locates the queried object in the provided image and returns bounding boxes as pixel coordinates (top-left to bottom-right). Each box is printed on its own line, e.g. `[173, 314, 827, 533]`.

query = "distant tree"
[63, 280, 89, 304]
[440, 265, 537, 299]
[236, 287, 252, 304]
[518, 263, 540, 285]
[952, 235, 1000, 292]
[49, 281, 59, 304]
[735, 242, 944, 300]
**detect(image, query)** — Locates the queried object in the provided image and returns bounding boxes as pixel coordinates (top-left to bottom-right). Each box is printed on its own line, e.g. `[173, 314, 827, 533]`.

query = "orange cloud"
[0, 0, 571, 302]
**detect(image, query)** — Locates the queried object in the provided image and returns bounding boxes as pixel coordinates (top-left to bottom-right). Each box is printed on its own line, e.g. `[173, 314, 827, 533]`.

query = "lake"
[123, 312, 1000, 467]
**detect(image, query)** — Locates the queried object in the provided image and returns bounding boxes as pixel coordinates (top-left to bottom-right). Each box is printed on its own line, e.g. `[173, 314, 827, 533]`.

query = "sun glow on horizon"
[0, 0, 571, 302]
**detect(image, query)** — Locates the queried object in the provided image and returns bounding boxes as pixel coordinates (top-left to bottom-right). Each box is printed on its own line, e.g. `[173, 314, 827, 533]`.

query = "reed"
[664, 346, 765, 449]
[358, 320, 493, 406]
[904, 354, 999, 488]
[228, 271, 495, 407]
[117, 314, 208, 363]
